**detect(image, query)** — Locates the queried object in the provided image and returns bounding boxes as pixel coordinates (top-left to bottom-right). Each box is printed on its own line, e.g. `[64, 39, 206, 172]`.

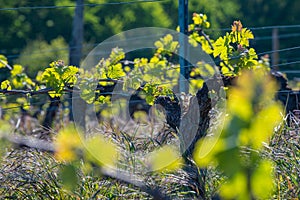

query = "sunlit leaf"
[62, 65, 79, 85]
[11, 65, 24, 77]
[213, 36, 229, 60]
[0, 55, 8, 68]
[79, 79, 97, 104]
[154, 41, 163, 49]
[220, 172, 248, 199]
[148, 145, 183, 172]
[84, 135, 118, 168]
[109, 47, 125, 64]
[250, 103, 283, 149]
[1, 80, 11, 90]
[107, 63, 126, 79]
[193, 137, 225, 167]
[251, 160, 275, 199]
[54, 124, 83, 162]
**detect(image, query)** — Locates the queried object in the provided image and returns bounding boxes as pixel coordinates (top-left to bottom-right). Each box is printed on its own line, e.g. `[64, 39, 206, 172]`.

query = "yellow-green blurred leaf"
[0, 55, 8, 68]
[250, 103, 283, 149]
[60, 164, 78, 192]
[84, 135, 118, 168]
[148, 145, 183, 172]
[54, 124, 83, 162]
[220, 172, 248, 199]
[194, 136, 225, 167]
[251, 160, 274, 199]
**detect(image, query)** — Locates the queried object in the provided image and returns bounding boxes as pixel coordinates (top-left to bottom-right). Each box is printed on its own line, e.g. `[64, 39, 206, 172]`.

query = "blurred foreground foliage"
[194, 70, 283, 199]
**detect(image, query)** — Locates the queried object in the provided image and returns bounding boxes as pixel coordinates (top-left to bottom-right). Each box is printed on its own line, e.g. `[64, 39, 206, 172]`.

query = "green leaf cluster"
[78, 48, 125, 103]
[187, 13, 214, 54]
[0, 56, 35, 90]
[142, 83, 174, 105]
[96, 47, 126, 81]
[10, 64, 35, 89]
[41, 61, 79, 97]
[0, 80, 11, 91]
[191, 13, 210, 28]
[0, 56, 36, 113]
[213, 21, 258, 75]
[154, 34, 179, 57]
[187, 17, 269, 76]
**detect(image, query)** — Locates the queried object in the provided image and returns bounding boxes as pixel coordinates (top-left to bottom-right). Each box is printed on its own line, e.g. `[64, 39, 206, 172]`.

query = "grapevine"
[0, 13, 295, 199]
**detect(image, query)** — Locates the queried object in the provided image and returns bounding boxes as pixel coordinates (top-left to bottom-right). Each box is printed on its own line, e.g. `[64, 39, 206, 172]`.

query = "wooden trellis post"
[69, 0, 84, 68]
[178, 0, 189, 93]
[272, 28, 279, 70]
[69, 0, 85, 129]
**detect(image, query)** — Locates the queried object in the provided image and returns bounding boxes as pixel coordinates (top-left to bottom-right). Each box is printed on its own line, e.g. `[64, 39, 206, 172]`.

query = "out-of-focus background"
[1, 0, 299, 83]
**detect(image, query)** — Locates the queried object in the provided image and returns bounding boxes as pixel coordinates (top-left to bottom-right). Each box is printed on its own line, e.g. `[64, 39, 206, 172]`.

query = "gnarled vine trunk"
[42, 97, 60, 129]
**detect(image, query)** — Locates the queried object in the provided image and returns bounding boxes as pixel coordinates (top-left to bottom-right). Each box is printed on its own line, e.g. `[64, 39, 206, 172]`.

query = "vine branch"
[0, 59, 12, 70]
[0, 134, 171, 200]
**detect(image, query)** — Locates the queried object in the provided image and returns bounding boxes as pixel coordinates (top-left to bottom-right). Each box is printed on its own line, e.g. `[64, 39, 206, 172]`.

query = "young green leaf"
[59, 164, 78, 192]
[1, 80, 11, 90]
[148, 145, 183, 172]
[84, 135, 118, 168]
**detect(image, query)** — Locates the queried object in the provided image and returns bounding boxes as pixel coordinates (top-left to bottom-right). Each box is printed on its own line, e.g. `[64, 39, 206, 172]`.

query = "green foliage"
[238, 0, 300, 79]
[78, 78, 98, 104]
[0, 56, 36, 113]
[0, 12, 296, 199]
[167, 0, 240, 30]
[84, 135, 118, 168]
[142, 83, 174, 105]
[78, 48, 125, 103]
[17, 37, 69, 78]
[0, 13, 269, 109]
[54, 123, 118, 166]
[213, 21, 258, 75]
[1, 80, 11, 90]
[0, 60, 35, 91]
[41, 60, 79, 97]
[0, 0, 241, 57]
[192, 13, 210, 28]
[194, 70, 283, 199]
[148, 145, 183, 172]
[189, 62, 216, 93]
[59, 164, 78, 192]
[154, 34, 179, 56]
[187, 15, 268, 78]
[97, 47, 126, 80]
[53, 124, 118, 190]
[187, 13, 214, 53]
[54, 124, 83, 162]
[10, 64, 35, 89]
[0, 55, 8, 68]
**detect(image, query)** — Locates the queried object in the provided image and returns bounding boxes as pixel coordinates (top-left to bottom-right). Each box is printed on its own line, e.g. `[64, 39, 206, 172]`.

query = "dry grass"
[0, 114, 299, 199]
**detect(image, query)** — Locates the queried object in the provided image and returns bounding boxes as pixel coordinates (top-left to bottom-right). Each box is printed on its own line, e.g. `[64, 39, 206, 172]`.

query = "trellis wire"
[0, 0, 168, 11]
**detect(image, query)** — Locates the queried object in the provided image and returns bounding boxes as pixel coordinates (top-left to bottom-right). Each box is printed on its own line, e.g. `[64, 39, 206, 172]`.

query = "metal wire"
[212, 24, 300, 32]
[0, 0, 168, 11]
